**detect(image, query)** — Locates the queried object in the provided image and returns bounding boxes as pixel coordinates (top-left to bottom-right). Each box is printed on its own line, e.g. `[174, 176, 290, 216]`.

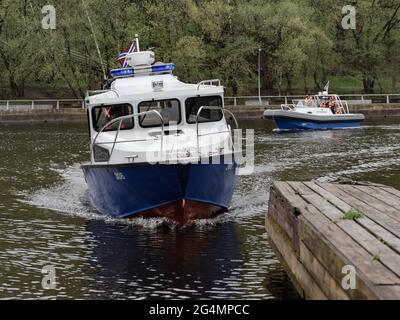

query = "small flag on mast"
[117, 40, 138, 67]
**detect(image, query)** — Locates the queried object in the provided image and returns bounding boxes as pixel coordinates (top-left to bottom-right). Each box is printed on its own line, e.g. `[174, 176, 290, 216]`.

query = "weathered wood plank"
[274, 182, 400, 283]
[380, 186, 400, 199]
[374, 285, 400, 300]
[358, 185, 400, 210]
[268, 181, 305, 254]
[267, 181, 400, 299]
[304, 181, 352, 212]
[288, 182, 400, 278]
[266, 214, 328, 300]
[307, 182, 400, 254]
[288, 181, 343, 221]
[298, 215, 383, 299]
[298, 203, 400, 285]
[299, 240, 350, 300]
[316, 182, 400, 238]
[268, 187, 295, 245]
[337, 184, 400, 223]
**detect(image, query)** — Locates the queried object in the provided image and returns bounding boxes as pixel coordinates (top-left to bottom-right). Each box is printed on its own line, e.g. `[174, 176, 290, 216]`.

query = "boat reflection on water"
[283, 126, 362, 140]
[85, 219, 241, 299]
[84, 219, 298, 299]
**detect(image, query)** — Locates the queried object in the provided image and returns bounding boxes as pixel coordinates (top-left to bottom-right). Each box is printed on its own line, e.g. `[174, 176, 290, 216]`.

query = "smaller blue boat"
[264, 90, 365, 131]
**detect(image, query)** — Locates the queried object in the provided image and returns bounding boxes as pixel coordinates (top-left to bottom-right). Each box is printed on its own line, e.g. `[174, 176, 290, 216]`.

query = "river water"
[1, 119, 400, 299]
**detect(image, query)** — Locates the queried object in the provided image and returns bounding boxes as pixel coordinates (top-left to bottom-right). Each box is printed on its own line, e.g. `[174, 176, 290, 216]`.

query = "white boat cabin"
[84, 53, 236, 165]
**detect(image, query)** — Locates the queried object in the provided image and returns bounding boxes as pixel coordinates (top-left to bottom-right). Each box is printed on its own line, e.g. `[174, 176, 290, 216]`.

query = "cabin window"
[92, 104, 134, 132]
[138, 99, 181, 128]
[185, 96, 223, 124]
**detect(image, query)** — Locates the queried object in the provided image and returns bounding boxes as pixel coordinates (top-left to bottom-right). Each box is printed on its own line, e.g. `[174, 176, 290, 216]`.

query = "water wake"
[20, 164, 264, 229]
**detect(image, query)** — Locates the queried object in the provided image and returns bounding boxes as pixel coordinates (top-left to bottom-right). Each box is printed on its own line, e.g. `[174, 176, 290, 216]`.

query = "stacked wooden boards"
[266, 181, 400, 300]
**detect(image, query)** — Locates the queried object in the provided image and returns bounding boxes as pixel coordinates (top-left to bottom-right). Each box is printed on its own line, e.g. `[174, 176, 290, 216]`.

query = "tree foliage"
[0, 0, 399, 98]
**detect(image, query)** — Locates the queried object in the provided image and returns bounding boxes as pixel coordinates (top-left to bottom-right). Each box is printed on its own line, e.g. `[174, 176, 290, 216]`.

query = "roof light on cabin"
[151, 63, 175, 74]
[109, 63, 175, 79]
[110, 68, 134, 78]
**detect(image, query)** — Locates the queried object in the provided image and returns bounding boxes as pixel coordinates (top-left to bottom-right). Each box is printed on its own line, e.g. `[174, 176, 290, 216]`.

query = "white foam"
[20, 164, 264, 229]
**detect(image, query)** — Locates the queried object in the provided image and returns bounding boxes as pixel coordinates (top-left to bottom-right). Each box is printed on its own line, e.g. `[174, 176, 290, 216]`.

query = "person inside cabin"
[304, 95, 311, 106]
[327, 97, 337, 114]
[104, 106, 126, 130]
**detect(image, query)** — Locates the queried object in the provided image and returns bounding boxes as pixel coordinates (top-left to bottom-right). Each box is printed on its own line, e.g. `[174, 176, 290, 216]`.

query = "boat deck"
[266, 180, 400, 299]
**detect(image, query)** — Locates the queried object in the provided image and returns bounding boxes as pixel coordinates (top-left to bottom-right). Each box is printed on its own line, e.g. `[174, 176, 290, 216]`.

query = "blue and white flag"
[117, 40, 138, 67]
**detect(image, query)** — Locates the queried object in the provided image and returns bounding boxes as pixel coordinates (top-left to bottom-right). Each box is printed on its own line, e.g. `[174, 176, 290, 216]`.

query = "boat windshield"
[316, 95, 339, 108]
[292, 99, 318, 108]
[138, 99, 181, 127]
[185, 96, 223, 124]
[92, 104, 134, 132]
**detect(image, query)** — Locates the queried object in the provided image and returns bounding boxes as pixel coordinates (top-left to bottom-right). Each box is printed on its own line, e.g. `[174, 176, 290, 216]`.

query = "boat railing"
[195, 106, 239, 156]
[197, 79, 221, 90]
[91, 110, 165, 164]
[337, 96, 350, 114]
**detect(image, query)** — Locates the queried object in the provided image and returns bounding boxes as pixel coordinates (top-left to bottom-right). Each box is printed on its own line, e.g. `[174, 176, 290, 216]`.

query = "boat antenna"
[135, 34, 140, 52]
[323, 80, 330, 95]
[82, 0, 107, 80]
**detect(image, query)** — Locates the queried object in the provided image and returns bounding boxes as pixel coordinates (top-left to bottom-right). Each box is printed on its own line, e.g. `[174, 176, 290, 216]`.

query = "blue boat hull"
[82, 157, 237, 224]
[274, 118, 362, 131]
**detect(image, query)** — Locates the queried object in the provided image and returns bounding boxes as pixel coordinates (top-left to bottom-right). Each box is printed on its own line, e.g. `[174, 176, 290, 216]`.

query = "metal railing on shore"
[0, 99, 84, 111]
[1, 94, 400, 111]
[225, 94, 400, 106]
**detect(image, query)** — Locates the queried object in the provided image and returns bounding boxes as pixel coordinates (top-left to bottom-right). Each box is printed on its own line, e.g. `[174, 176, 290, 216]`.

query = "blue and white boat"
[264, 91, 365, 131]
[82, 39, 239, 225]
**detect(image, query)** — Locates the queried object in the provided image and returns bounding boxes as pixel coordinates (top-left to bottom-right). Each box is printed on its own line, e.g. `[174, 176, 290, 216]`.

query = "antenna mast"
[135, 34, 140, 52]
[82, 0, 107, 80]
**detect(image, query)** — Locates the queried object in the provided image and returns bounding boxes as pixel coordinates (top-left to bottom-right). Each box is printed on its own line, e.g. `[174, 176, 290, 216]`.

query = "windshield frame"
[138, 98, 182, 128]
[91, 103, 134, 132]
[185, 95, 223, 124]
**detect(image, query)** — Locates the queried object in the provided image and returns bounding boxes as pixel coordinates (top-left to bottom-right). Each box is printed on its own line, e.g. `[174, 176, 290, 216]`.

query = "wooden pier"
[266, 181, 400, 300]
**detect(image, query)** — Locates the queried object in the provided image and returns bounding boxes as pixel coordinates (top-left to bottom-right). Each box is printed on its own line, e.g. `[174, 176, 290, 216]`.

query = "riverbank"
[1, 104, 400, 123]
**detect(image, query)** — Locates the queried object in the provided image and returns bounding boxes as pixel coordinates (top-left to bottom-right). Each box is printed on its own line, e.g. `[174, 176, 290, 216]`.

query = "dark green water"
[1, 119, 400, 299]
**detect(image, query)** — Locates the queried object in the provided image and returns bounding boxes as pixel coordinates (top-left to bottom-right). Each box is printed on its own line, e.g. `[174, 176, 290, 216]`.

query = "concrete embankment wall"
[0, 108, 87, 123]
[1, 104, 400, 123]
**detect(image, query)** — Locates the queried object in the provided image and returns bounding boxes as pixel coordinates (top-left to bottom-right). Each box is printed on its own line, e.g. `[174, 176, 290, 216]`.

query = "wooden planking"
[299, 240, 350, 300]
[298, 215, 382, 299]
[288, 182, 400, 279]
[336, 184, 400, 223]
[272, 182, 400, 284]
[380, 186, 400, 199]
[297, 200, 399, 286]
[304, 182, 400, 253]
[316, 182, 400, 238]
[357, 185, 400, 211]
[306, 182, 400, 255]
[374, 285, 400, 300]
[268, 182, 302, 254]
[266, 181, 400, 300]
[268, 187, 296, 248]
[288, 181, 344, 221]
[266, 214, 328, 300]
[304, 181, 353, 213]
